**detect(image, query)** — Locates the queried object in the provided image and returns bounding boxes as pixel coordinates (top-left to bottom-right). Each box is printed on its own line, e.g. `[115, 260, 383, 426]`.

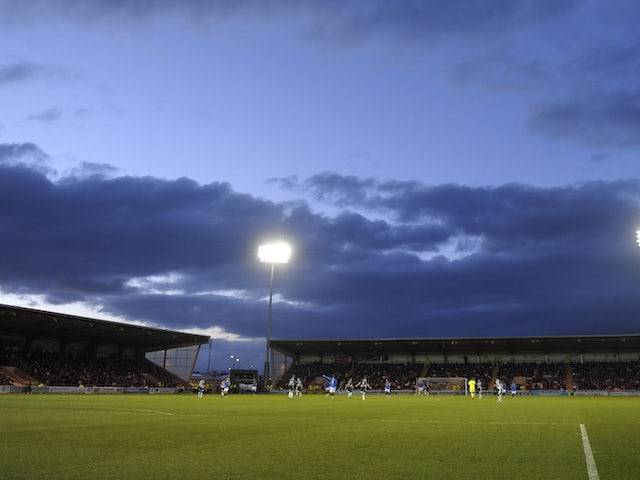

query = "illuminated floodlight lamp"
[636, 229, 640, 247]
[258, 242, 291, 264]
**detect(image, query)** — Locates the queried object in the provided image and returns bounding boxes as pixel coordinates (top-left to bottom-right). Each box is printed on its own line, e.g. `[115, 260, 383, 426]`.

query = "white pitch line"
[580, 424, 600, 480]
[0, 407, 175, 417]
[128, 408, 175, 416]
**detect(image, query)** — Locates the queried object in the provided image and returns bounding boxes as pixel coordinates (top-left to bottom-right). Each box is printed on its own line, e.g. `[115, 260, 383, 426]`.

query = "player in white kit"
[288, 375, 296, 399]
[345, 378, 354, 398]
[356, 377, 370, 400]
[495, 378, 503, 402]
[197, 379, 205, 398]
[295, 377, 303, 397]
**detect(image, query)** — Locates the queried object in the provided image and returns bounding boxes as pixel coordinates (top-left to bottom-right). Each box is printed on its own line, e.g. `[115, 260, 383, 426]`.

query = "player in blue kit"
[220, 378, 230, 397]
[323, 374, 338, 398]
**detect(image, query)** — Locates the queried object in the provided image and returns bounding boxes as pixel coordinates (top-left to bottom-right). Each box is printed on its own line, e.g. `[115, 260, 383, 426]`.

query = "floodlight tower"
[258, 241, 292, 390]
[636, 229, 640, 248]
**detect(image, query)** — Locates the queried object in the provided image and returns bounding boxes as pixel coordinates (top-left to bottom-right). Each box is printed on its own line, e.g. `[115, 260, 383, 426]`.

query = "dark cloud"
[294, 173, 640, 247]
[529, 89, 640, 147]
[0, 0, 575, 40]
[73, 107, 91, 117]
[452, 23, 640, 148]
[589, 153, 613, 163]
[0, 59, 72, 86]
[2, 155, 640, 366]
[0, 142, 46, 161]
[0, 141, 53, 175]
[26, 106, 64, 123]
[430, 7, 640, 149]
[270, 172, 378, 207]
[64, 161, 119, 179]
[451, 50, 553, 91]
[331, 0, 575, 41]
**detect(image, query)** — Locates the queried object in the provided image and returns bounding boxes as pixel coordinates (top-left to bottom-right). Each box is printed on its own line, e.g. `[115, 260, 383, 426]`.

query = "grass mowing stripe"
[580, 424, 600, 480]
[0, 406, 576, 425]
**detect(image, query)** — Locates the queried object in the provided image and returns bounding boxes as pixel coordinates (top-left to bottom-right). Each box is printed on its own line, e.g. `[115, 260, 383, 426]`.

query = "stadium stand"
[278, 359, 640, 392]
[0, 304, 208, 388]
[272, 336, 640, 392]
[0, 347, 189, 387]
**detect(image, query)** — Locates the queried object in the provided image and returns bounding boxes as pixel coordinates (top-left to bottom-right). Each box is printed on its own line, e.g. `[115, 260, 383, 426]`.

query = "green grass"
[1, 393, 639, 479]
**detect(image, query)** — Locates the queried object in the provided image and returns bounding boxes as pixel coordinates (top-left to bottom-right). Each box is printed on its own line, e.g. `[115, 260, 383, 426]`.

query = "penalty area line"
[579, 424, 600, 480]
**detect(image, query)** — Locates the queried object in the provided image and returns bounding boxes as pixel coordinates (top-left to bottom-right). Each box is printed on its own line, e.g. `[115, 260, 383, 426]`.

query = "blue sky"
[0, 1, 639, 371]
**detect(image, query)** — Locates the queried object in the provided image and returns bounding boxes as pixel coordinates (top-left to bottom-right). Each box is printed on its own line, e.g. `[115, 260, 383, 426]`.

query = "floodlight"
[258, 242, 291, 264]
[636, 230, 640, 247]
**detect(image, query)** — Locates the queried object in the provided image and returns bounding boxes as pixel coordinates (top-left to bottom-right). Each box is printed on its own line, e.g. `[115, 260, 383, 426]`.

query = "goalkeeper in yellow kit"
[468, 378, 476, 399]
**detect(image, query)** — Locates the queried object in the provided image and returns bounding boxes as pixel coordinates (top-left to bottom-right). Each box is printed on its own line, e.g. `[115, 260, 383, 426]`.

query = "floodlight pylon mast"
[264, 262, 275, 390]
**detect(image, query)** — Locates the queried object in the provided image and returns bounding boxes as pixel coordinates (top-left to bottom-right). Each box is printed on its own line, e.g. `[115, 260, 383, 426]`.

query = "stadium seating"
[0, 371, 13, 385]
[499, 362, 566, 390]
[0, 345, 185, 387]
[571, 361, 640, 390]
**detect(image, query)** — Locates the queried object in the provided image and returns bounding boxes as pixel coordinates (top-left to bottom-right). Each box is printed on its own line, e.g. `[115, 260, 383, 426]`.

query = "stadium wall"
[0, 385, 187, 394]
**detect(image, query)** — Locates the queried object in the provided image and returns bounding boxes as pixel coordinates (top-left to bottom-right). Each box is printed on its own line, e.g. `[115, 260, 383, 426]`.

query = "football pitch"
[1, 394, 639, 479]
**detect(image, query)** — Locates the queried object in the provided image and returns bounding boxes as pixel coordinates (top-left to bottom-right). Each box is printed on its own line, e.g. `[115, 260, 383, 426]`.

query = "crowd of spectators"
[0, 346, 181, 387]
[351, 363, 421, 389]
[0, 371, 13, 385]
[500, 362, 565, 390]
[571, 361, 640, 391]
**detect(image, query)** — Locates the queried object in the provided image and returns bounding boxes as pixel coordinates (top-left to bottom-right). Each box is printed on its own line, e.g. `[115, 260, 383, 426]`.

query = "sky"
[0, 0, 639, 371]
